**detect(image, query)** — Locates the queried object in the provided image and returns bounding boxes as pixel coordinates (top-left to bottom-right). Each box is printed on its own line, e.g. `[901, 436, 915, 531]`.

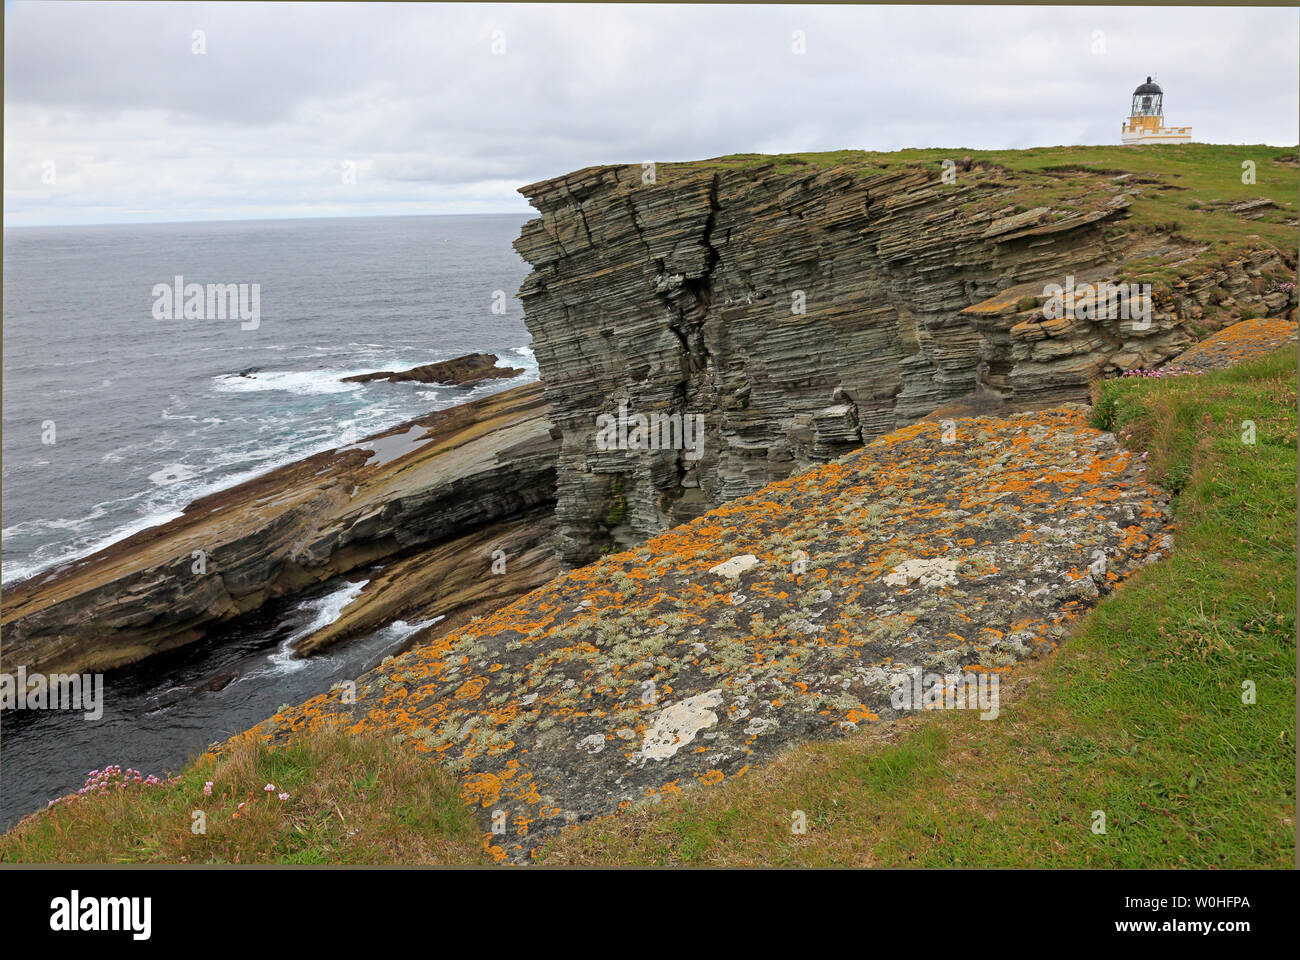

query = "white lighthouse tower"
[1121, 76, 1192, 144]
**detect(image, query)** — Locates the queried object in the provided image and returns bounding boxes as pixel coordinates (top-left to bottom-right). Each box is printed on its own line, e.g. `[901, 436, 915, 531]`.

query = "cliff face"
[514, 156, 1294, 565]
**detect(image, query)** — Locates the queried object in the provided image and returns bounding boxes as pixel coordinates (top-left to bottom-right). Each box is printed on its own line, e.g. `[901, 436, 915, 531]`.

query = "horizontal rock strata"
[1, 383, 558, 676]
[246, 406, 1171, 862]
[513, 159, 1294, 565]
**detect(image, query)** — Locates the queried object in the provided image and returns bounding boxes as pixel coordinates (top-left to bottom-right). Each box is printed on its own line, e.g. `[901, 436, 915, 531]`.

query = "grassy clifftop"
[663, 143, 1298, 294]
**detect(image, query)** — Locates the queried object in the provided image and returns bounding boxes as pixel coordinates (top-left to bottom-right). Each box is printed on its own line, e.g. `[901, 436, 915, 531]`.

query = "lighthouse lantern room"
[1121, 76, 1192, 144]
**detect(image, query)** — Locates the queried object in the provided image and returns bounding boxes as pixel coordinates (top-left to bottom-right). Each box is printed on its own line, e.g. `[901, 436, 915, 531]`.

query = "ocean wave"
[211, 368, 365, 395]
[1, 508, 186, 585]
[2, 504, 110, 539]
[1, 443, 331, 584]
[209, 357, 452, 396]
[6, 343, 538, 585]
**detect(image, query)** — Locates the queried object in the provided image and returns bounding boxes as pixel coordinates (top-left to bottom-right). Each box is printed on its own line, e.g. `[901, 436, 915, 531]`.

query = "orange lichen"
[1175, 317, 1296, 370]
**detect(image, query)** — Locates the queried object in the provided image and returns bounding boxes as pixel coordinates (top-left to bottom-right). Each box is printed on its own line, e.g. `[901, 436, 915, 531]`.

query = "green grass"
[0, 726, 491, 864]
[540, 347, 1297, 867]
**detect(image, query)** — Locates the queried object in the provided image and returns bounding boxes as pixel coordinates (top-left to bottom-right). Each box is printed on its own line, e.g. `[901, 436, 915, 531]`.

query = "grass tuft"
[0, 726, 490, 864]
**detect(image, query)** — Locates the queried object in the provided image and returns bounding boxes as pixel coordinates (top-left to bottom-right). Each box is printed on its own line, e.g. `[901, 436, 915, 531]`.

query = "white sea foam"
[3, 504, 109, 537]
[355, 616, 443, 669]
[1, 444, 331, 584]
[1, 508, 186, 585]
[6, 343, 538, 586]
[262, 579, 370, 675]
[148, 463, 198, 486]
[212, 369, 364, 395]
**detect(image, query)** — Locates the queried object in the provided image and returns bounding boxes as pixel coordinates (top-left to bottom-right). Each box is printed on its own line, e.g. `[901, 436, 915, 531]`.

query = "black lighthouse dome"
[1130, 76, 1164, 117]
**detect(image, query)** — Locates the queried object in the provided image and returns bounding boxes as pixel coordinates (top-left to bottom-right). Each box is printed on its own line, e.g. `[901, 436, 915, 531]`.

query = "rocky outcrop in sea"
[340, 352, 523, 386]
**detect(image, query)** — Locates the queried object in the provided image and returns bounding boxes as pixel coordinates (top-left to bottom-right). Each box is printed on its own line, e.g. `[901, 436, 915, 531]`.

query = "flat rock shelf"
[1, 382, 559, 677]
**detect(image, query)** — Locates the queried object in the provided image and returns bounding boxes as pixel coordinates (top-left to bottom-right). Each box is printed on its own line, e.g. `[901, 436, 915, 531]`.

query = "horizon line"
[2, 209, 534, 230]
[8, 140, 1299, 230]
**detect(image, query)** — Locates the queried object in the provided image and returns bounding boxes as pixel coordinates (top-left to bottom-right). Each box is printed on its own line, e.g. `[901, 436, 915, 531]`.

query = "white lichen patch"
[635, 689, 724, 762]
[709, 554, 759, 579]
[884, 557, 959, 588]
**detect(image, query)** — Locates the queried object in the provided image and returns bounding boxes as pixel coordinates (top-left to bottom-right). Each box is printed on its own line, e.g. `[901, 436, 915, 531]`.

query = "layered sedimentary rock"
[514, 159, 1295, 564]
[342, 352, 523, 386]
[960, 257, 1296, 409]
[248, 405, 1172, 862]
[1, 383, 559, 676]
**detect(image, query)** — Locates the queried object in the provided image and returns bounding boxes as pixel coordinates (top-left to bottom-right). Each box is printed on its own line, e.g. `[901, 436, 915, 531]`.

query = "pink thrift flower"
[278, 792, 289, 801]
[203, 781, 213, 796]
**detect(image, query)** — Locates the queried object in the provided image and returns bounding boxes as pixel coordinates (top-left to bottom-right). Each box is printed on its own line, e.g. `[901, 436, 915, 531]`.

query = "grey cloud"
[4, 2, 1296, 225]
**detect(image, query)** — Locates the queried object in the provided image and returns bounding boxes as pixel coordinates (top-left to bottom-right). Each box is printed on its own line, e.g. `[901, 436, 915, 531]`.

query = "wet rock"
[1, 384, 559, 676]
[342, 352, 523, 387]
[198, 670, 240, 693]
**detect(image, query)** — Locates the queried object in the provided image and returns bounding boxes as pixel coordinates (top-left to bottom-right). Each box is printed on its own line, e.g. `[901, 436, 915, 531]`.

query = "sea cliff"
[513, 146, 1296, 564]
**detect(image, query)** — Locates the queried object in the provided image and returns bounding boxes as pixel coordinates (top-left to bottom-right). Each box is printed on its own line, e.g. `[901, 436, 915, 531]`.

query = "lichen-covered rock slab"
[1173, 317, 1297, 370]
[248, 406, 1171, 863]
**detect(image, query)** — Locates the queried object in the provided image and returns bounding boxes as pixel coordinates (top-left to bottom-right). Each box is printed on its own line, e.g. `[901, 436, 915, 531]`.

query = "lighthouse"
[1121, 76, 1192, 144]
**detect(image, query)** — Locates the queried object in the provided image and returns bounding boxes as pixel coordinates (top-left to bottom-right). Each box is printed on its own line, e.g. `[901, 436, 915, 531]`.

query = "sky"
[4, 2, 1298, 226]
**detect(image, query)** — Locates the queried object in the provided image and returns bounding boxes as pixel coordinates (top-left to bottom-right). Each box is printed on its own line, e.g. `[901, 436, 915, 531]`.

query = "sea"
[1, 213, 538, 829]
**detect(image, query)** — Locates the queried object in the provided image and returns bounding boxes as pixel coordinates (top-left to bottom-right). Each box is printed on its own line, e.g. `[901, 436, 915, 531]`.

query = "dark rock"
[198, 670, 240, 693]
[1, 384, 559, 677]
[342, 352, 523, 387]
